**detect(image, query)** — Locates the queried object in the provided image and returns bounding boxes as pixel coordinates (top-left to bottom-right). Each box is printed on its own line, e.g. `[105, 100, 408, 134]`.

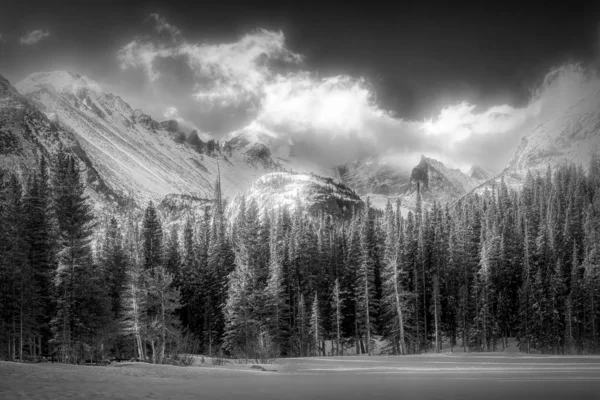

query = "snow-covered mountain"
[2, 70, 357, 220]
[0, 73, 121, 210]
[336, 157, 411, 196]
[504, 98, 600, 184]
[467, 165, 495, 181]
[336, 155, 486, 213]
[400, 155, 484, 210]
[227, 171, 363, 221]
[224, 124, 338, 179]
[10, 71, 291, 209]
[474, 80, 600, 194]
[8, 69, 596, 218]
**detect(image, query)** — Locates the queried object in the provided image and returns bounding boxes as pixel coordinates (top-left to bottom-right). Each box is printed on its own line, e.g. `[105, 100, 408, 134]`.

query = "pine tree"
[164, 226, 181, 280]
[356, 198, 377, 355]
[144, 265, 180, 363]
[0, 174, 31, 361]
[517, 215, 534, 353]
[331, 278, 344, 356]
[121, 257, 147, 360]
[101, 217, 128, 321]
[381, 200, 408, 355]
[263, 211, 289, 355]
[99, 217, 128, 358]
[344, 214, 361, 354]
[223, 244, 257, 357]
[309, 292, 323, 356]
[50, 151, 97, 363]
[141, 202, 163, 273]
[23, 154, 55, 356]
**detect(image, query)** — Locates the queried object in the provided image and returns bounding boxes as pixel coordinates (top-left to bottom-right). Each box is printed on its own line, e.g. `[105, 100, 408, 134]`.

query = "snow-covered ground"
[2, 352, 600, 399]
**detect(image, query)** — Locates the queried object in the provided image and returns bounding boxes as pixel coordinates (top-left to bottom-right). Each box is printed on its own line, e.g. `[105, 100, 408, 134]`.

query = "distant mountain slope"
[473, 81, 600, 194]
[0, 73, 121, 209]
[400, 155, 483, 210]
[337, 155, 486, 213]
[227, 171, 363, 220]
[336, 158, 411, 196]
[467, 165, 494, 181]
[13, 71, 284, 207]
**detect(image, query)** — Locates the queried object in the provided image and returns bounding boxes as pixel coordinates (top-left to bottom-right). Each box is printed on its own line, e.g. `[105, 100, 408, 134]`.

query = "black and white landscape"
[1, 2, 600, 399]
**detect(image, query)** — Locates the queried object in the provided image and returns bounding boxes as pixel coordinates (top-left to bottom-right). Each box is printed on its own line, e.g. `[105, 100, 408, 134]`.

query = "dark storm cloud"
[117, 14, 600, 172]
[1, 2, 599, 172]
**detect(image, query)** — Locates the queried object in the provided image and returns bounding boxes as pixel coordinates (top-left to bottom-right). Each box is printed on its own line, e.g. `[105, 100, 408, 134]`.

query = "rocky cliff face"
[401, 155, 483, 209]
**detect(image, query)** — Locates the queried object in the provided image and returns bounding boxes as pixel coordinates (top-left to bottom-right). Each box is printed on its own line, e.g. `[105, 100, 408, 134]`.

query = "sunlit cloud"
[257, 74, 388, 136]
[118, 17, 600, 172]
[20, 30, 50, 45]
[118, 18, 303, 106]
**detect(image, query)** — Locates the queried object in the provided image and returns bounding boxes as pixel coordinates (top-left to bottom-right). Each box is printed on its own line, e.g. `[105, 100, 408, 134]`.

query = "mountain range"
[1, 70, 599, 217]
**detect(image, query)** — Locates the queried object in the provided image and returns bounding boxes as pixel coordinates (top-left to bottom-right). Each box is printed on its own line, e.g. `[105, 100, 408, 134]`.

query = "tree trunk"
[354, 309, 360, 355]
[394, 261, 406, 355]
[364, 278, 371, 356]
[422, 264, 427, 350]
[462, 310, 466, 352]
[415, 268, 420, 353]
[19, 277, 24, 362]
[433, 275, 440, 354]
[150, 340, 156, 364]
[12, 316, 17, 361]
[160, 295, 166, 363]
[135, 334, 143, 361]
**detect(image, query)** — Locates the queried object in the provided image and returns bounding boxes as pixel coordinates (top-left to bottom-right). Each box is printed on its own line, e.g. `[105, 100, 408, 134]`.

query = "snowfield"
[2, 354, 600, 399]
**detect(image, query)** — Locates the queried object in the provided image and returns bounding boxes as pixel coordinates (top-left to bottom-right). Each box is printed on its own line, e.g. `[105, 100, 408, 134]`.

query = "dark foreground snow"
[2, 354, 600, 399]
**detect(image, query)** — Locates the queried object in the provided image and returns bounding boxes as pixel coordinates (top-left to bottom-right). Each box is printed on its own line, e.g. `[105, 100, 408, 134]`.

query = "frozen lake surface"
[2, 354, 600, 399]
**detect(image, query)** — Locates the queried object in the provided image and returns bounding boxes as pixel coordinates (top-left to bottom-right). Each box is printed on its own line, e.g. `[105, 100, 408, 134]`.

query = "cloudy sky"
[1, 1, 599, 172]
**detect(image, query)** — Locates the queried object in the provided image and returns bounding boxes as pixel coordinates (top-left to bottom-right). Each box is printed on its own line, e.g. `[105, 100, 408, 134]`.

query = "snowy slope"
[227, 171, 363, 221]
[467, 165, 495, 181]
[224, 123, 339, 179]
[0, 73, 120, 210]
[337, 155, 484, 213]
[473, 82, 600, 195]
[14, 71, 284, 208]
[336, 157, 411, 196]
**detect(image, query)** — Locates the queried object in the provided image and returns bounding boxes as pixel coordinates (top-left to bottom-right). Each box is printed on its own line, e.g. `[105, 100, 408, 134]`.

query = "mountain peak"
[16, 70, 102, 95]
[405, 155, 481, 206]
[467, 165, 494, 181]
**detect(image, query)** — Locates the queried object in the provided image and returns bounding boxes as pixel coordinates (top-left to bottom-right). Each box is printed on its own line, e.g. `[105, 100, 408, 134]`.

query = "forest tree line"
[1, 148, 600, 363]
